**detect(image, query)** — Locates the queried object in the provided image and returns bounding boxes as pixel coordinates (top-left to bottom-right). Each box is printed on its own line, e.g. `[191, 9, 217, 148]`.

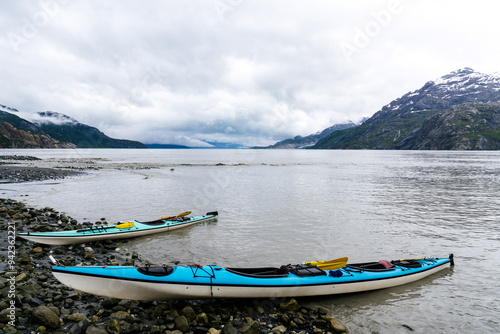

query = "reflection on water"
[3, 149, 500, 333]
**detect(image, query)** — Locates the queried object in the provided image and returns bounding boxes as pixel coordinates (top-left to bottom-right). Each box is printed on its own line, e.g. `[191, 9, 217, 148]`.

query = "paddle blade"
[399, 257, 423, 261]
[116, 222, 135, 229]
[160, 211, 192, 220]
[306, 257, 348, 270]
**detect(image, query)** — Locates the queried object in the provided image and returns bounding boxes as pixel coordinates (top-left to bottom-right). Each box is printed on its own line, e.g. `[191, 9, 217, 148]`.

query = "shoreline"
[0, 160, 348, 334]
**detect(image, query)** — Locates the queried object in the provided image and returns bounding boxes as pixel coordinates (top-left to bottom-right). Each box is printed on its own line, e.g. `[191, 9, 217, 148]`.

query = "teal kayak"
[19, 211, 218, 245]
[52, 255, 453, 300]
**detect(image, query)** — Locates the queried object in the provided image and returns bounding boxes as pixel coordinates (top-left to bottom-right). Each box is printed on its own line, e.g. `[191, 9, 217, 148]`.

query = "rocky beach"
[0, 156, 348, 334]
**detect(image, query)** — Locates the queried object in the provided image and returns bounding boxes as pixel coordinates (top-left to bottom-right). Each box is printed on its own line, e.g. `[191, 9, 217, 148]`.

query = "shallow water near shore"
[2, 148, 500, 333]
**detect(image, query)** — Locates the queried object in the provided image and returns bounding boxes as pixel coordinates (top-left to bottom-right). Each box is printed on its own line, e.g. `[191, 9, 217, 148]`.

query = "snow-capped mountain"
[313, 68, 500, 150]
[378, 67, 500, 117]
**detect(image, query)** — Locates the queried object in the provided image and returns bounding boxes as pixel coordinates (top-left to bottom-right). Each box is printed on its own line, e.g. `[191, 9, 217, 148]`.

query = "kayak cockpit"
[137, 266, 174, 277]
[347, 260, 396, 272]
[226, 267, 289, 278]
[391, 259, 424, 268]
[139, 219, 171, 226]
[284, 264, 327, 277]
[139, 217, 190, 225]
[227, 264, 329, 278]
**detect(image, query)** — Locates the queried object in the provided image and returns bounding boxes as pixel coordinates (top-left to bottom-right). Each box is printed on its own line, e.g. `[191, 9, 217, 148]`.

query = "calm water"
[3, 149, 500, 333]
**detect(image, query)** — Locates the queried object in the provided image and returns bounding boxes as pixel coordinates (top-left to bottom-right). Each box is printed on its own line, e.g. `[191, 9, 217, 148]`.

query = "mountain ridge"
[313, 68, 500, 150]
[257, 120, 364, 149]
[0, 105, 146, 149]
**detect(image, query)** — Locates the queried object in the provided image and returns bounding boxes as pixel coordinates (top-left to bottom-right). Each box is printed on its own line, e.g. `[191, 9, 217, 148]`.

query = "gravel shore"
[0, 155, 85, 183]
[0, 166, 84, 184]
[0, 162, 348, 334]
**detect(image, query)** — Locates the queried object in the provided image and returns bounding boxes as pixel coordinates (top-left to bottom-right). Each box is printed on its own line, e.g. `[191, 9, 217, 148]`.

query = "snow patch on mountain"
[432, 67, 500, 91]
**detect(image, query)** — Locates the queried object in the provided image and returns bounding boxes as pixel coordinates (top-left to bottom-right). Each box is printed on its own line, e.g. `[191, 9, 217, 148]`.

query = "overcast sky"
[1, 1, 499, 147]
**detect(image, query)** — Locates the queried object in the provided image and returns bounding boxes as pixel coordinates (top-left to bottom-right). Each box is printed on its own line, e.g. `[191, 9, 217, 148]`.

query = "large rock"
[106, 319, 121, 334]
[32, 305, 60, 329]
[110, 310, 129, 319]
[66, 312, 88, 322]
[2, 324, 21, 334]
[239, 319, 260, 334]
[280, 299, 300, 312]
[271, 325, 287, 333]
[207, 328, 221, 334]
[181, 305, 196, 321]
[67, 319, 89, 334]
[85, 325, 109, 334]
[323, 316, 348, 334]
[221, 322, 237, 334]
[174, 315, 190, 332]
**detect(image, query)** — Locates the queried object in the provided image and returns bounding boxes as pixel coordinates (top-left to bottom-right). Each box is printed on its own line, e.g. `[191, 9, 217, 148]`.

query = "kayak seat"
[347, 261, 396, 272]
[226, 267, 289, 278]
[137, 266, 174, 277]
[379, 260, 394, 269]
[137, 219, 164, 225]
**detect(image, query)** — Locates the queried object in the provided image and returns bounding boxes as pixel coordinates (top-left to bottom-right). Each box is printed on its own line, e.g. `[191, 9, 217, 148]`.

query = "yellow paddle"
[115, 222, 135, 229]
[399, 257, 423, 261]
[161, 211, 192, 220]
[305, 257, 348, 270]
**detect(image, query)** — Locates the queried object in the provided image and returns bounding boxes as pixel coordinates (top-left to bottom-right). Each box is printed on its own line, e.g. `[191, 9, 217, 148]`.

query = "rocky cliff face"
[0, 122, 77, 148]
[313, 68, 500, 150]
[397, 103, 500, 150]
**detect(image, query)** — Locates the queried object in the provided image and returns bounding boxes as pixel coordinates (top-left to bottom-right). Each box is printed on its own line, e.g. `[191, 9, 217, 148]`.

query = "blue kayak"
[52, 255, 453, 300]
[19, 211, 218, 245]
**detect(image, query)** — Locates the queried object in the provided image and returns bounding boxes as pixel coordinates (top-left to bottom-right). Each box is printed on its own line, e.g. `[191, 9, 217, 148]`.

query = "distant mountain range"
[312, 68, 500, 150]
[0, 105, 146, 148]
[258, 120, 365, 149]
